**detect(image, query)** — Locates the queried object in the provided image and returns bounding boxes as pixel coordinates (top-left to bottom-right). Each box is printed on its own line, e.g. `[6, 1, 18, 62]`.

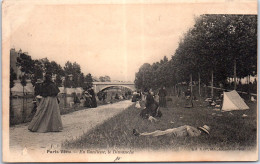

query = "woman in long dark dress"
[28, 73, 63, 133]
[158, 86, 167, 107]
[88, 87, 97, 108]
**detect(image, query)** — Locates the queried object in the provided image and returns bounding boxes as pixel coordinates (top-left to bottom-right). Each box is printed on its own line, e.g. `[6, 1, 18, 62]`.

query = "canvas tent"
[11, 82, 34, 96]
[222, 90, 249, 111]
[75, 87, 83, 95]
[58, 87, 83, 95]
[58, 87, 65, 94]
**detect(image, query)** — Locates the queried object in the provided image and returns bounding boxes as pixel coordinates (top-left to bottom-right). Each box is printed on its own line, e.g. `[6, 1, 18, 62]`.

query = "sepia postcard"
[2, 0, 258, 162]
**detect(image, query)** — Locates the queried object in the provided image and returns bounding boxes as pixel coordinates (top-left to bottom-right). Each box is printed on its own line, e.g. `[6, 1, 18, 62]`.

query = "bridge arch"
[93, 82, 136, 93]
[99, 85, 135, 93]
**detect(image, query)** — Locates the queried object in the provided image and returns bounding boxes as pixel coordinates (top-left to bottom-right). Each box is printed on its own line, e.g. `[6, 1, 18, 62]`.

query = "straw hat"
[36, 79, 43, 83]
[198, 125, 210, 135]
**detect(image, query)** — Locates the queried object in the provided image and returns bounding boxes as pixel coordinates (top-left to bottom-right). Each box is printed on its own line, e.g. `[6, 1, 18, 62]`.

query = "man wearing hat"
[185, 88, 193, 108]
[133, 125, 210, 137]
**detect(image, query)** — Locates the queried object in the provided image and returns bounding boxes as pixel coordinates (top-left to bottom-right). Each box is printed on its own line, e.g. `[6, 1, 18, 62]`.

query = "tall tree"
[85, 73, 93, 89]
[171, 14, 257, 87]
[78, 73, 85, 88]
[135, 14, 257, 95]
[16, 52, 34, 79]
[31, 59, 44, 86]
[99, 76, 111, 82]
[135, 63, 153, 90]
[64, 61, 82, 87]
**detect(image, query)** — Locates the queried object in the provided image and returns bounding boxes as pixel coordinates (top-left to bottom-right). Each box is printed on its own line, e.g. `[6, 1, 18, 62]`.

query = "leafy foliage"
[99, 76, 111, 82]
[14, 50, 92, 88]
[63, 61, 83, 88]
[84, 73, 93, 89]
[135, 15, 257, 90]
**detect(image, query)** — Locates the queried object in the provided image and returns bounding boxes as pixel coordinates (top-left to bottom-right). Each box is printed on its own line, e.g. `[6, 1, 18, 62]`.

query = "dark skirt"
[28, 97, 63, 133]
[140, 103, 162, 118]
[132, 95, 137, 102]
[159, 96, 167, 107]
[84, 97, 92, 107]
[91, 97, 97, 108]
[185, 96, 193, 108]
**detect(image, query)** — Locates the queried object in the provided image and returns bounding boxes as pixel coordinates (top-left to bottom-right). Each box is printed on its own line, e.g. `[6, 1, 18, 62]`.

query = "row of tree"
[11, 52, 112, 89]
[135, 14, 257, 93]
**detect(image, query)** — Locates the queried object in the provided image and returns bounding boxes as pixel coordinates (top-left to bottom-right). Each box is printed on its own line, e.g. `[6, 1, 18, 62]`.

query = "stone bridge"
[93, 82, 135, 93]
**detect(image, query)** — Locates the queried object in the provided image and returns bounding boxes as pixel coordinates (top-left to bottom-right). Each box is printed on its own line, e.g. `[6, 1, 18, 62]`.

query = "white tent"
[11, 83, 34, 96]
[24, 83, 34, 93]
[64, 88, 75, 95]
[58, 87, 83, 95]
[75, 87, 83, 95]
[222, 90, 249, 111]
[58, 87, 65, 94]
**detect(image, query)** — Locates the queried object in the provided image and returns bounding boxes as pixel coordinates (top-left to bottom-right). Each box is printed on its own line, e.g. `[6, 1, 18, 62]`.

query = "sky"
[3, 0, 257, 82]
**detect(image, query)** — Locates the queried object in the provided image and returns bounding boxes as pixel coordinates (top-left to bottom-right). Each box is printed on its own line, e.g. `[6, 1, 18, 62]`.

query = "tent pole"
[190, 73, 193, 94]
[175, 84, 177, 96]
[198, 72, 201, 97]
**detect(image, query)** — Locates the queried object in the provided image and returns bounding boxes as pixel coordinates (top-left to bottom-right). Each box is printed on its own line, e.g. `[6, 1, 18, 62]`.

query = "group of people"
[139, 87, 168, 119]
[97, 91, 107, 102]
[132, 91, 142, 102]
[134, 86, 210, 138]
[97, 91, 129, 104]
[28, 76, 211, 139]
[81, 87, 97, 108]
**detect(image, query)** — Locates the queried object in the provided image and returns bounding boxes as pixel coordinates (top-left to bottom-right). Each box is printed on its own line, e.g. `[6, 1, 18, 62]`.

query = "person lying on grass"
[133, 125, 210, 137]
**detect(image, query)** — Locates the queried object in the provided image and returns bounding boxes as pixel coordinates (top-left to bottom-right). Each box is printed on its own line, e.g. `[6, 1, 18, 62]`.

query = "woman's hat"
[36, 79, 43, 83]
[198, 125, 210, 135]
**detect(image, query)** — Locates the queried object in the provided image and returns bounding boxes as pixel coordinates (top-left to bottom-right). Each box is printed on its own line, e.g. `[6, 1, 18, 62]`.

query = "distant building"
[10, 48, 28, 80]
[10, 48, 21, 79]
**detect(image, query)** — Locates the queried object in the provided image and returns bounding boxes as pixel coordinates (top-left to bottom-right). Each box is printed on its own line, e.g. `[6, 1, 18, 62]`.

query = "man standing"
[102, 92, 107, 102]
[185, 88, 193, 108]
[158, 86, 167, 108]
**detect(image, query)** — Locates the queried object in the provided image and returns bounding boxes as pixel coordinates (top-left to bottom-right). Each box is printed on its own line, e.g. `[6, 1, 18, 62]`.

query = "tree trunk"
[22, 86, 25, 122]
[175, 84, 177, 96]
[211, 70, 214, 98]
[64, 87, 67, 107]
[198, 72, 201, 97]
[234, 59, 237, 90]
[190, 74, 193, 94]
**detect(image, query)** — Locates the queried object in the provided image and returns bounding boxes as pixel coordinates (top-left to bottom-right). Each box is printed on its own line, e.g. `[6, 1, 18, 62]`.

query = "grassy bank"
[62, 96, 257, 151]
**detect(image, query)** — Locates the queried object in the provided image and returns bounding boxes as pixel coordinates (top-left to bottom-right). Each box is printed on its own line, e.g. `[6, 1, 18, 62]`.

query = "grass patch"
[62, 96, 257, 151]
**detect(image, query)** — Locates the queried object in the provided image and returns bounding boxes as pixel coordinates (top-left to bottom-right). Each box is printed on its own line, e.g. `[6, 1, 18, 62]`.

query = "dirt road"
[9, 100, 134, 153]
